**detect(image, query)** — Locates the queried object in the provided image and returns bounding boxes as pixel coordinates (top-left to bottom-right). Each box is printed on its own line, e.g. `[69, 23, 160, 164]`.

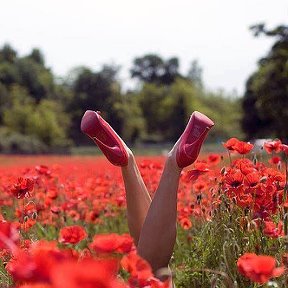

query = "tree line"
[0, 23, 286, 153]
[242, 24, 288, 141]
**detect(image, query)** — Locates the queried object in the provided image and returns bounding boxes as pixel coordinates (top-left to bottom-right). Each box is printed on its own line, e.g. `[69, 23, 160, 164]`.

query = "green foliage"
[0, 44, 17, 63]
[198, 91, 244, 140]
[3, 100, 71, 148]
[130, 54, 180, 85]
[66, 65, 122, 144]
[173, 205, 285, 288]
[0, 61, 19, 86]
[108, 94, 146, 143]
[17, 57, 56, 103]
[2, 85, 71, 151]
[137, 79, 199, 141]
[0, 127, 48, 153]
[0, 44, 243, 153]
[0, 45, 71, 152]
[26, 100, 71, 148]
[242, 24, 288, 140]
[137, 79, 242, 142]
[2, 85, 35, 134]
[187, 59, 203, 88]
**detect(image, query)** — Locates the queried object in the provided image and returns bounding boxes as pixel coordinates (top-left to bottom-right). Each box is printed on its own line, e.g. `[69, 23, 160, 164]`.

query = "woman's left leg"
[121, 152, 152, 245]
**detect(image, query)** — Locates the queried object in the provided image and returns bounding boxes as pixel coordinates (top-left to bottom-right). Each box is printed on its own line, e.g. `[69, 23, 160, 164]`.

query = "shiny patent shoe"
[81, 110, 129, 166]
[176, 111, 214, 168]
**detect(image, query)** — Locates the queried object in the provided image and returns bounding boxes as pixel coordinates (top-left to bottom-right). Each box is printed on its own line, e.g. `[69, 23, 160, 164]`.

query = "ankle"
[166, 152, 182, 173]
[125, 148, 135, 166]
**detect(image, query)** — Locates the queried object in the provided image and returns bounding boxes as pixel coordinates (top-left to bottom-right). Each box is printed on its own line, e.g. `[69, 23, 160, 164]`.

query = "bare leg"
[137, 148, 182, 275]
[121, 151, 152, 245]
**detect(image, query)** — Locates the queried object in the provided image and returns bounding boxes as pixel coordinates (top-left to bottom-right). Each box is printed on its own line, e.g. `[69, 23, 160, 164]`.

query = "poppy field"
[1, 139, 288, 287]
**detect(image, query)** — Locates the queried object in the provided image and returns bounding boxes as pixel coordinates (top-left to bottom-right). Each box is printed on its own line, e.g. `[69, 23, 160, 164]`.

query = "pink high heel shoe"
[81, 110, 129, 166]
[176, 111, 214, 168]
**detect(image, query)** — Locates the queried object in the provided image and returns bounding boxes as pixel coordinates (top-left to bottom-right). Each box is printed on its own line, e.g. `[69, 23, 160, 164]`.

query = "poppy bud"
[260, 176, 267, 183]
[277, 161, 282, 171]
[32, 212, 37, 220]
[253, 155, 257, 166]
[220, 167, 226, 175]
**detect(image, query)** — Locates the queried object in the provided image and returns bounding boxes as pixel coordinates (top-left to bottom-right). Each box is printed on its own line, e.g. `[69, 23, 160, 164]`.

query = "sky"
[0, 0, 287, 95]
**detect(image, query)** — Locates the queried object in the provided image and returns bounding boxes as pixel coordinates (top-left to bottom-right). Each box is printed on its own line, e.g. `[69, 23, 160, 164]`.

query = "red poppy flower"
[35, 165, 52, 177]
[193, 180, 208, 192]
[236, 159, 256, 175]
[6, 249, 37, 282]
[224, 169, 244, 188]
[187, 162, 209, 181]
[223, 138, 239, 151]
[51, 259, 124, 288]
[10, 177, 34, 199]
[0, 221, 19, 250]
[58, 225, 87, 244]
[121, 251, 153, 286]
[269, 156, 281, 165]
[90, 233, 133, 254]
[179, 217, 192, 230]
[263, 221, 284, 238]
[244, 172, 260, 188]
[237, 253, 284, 284]
[223, 138, 253, 154]
[233, 141, 254, 155]
[17, 284, 53, 288]
[7, 241, 69, 283]
[264, 140, 282, 154]
[207, 154, 221, 165]
[281, 144, 288, 156]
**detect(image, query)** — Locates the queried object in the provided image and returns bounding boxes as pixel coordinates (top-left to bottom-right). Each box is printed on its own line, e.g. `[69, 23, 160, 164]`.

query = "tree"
[130, 54, 180, 85]
[0, 62, 19, 86]
[0, 44, 17, 63]
[3, 89, 71, 150]
[241, 75, 271, 139]
[0, 44, 73, 152]
[187, 60, 203, 87]
[0, 45, 19, 86]
[242, 24, 288, 140]
[137, 79, 201, 141]
[28, 48, 45, 66]
[0, 83, 9, 124]
[68, 65, 122, 144]
[17, 57, 56, 103]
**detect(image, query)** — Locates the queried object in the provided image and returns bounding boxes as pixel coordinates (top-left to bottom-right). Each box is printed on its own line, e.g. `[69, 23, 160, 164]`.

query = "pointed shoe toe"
[81, 110, 100, 136]
[80, 110, 128, 166]
[176, 111, 214, 168]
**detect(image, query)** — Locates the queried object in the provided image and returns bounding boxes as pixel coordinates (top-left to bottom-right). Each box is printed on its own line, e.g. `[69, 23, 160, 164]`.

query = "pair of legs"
[81, 110, 214, 278]
[121, 145, 181, 276]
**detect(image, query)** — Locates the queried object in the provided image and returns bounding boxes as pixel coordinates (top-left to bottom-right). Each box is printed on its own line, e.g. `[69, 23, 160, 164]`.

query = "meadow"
[0, 138, 288, 288]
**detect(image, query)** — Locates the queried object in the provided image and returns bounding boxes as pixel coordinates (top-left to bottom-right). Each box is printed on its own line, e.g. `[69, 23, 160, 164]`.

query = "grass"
[70, 142, 225, 156]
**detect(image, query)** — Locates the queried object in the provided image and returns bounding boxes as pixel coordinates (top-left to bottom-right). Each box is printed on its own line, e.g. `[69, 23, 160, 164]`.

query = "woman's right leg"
[136, 149, 181, 276]
[136, 112, 214, 276]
